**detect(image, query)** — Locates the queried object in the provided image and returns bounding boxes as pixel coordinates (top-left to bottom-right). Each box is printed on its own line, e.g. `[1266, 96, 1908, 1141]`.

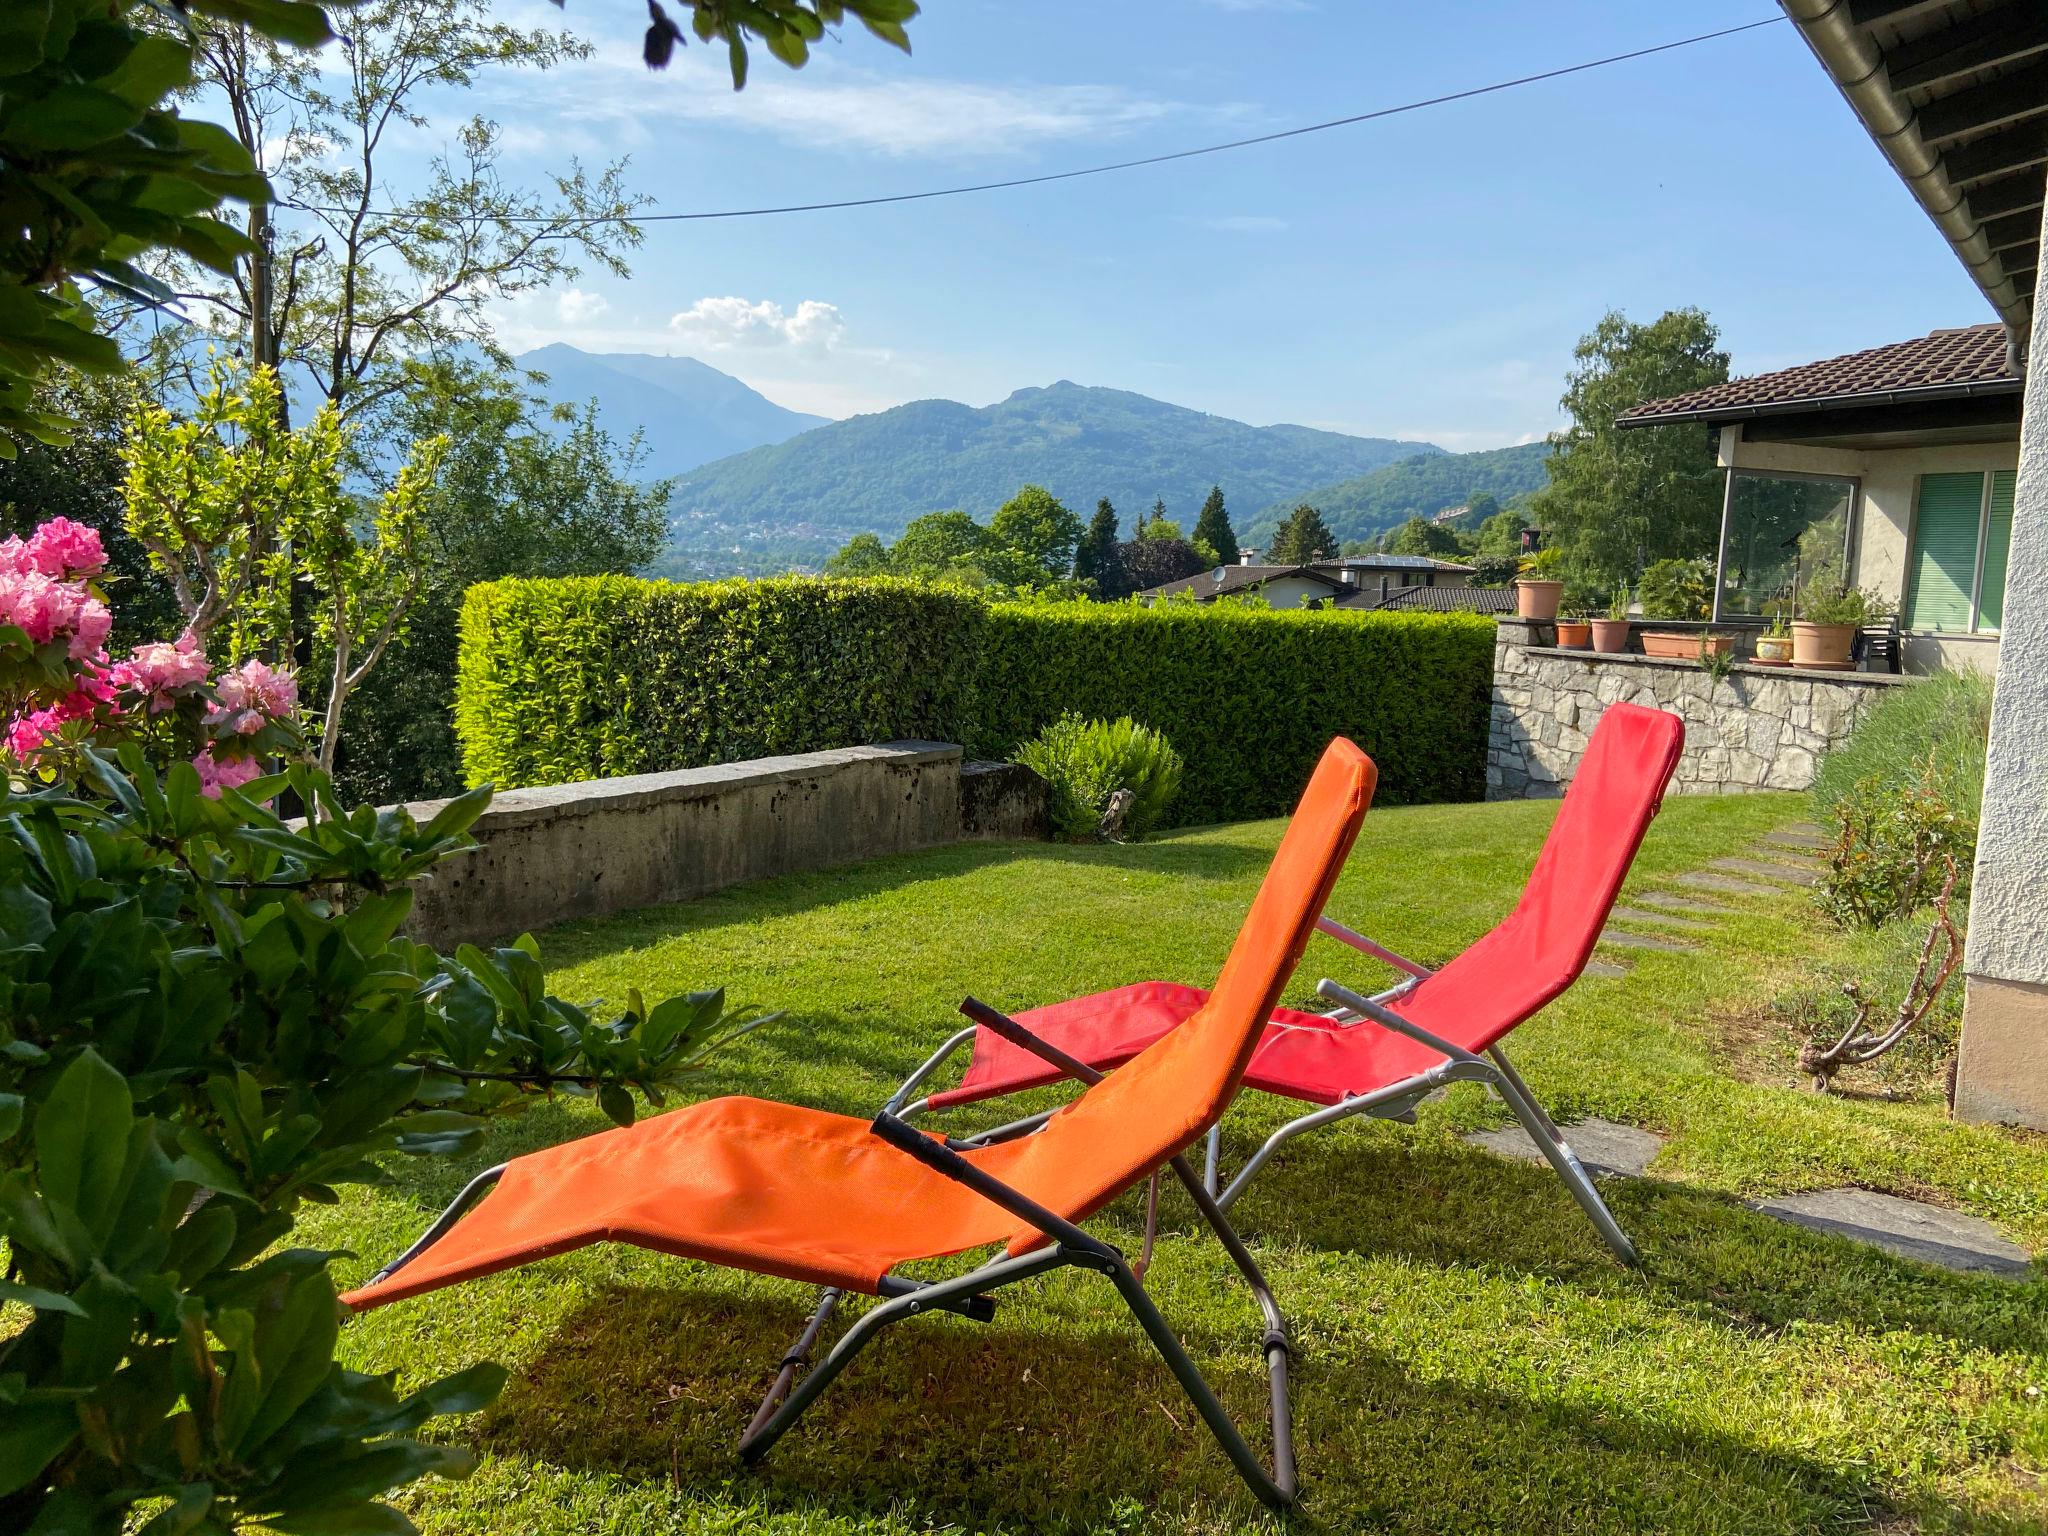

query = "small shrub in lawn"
[1017, 713, 1182, 841]
[1816, 774, 1974, 929]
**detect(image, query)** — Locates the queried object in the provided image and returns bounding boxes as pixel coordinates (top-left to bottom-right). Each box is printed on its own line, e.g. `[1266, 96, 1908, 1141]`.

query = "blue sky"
[425, 0, 1992, 448]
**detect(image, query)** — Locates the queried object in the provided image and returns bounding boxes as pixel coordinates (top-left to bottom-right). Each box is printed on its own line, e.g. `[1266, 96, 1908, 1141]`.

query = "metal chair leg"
[1482, 1062, 1640, 1266]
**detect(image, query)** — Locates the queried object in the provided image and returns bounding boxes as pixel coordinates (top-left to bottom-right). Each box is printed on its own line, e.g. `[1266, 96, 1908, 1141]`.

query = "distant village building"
[1430, 504, 1469, 526]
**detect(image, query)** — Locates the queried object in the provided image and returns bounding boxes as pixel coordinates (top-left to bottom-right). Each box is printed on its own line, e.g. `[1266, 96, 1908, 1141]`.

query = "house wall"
[1721, 429, 2016, 676]
[1255, 575, 1345, 609]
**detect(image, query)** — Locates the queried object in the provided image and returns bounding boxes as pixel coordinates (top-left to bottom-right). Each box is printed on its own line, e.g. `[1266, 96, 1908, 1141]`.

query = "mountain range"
[512, 343, 828, 480]
[1252, 441, 1552, 546]
[654, 380, 1439, 574]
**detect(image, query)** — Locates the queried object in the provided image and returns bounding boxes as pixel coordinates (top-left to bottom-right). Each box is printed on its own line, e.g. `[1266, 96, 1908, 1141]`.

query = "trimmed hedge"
[455, 577, 1494, 821]
[455, 576, 985, 789]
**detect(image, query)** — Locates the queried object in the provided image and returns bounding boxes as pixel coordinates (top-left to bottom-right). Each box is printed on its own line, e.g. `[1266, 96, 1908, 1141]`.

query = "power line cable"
[316, 15, 1787, 226]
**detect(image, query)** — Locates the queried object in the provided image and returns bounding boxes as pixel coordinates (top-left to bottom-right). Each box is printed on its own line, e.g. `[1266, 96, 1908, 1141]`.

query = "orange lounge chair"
[896, 703, 1685, 1265]
[343, 738, 1377, 1510]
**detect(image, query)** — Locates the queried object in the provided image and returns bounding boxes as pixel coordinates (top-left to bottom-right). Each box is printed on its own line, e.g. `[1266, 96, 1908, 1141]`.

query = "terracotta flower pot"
[1638, 631, 1695, 659]
[1791, 620, 1855, 670]
[1755, 633, 1794, 665]
[1589, 618, 1631, 654]
[1554, 619, 1592, 649]
[1515, 579, 1563, 621]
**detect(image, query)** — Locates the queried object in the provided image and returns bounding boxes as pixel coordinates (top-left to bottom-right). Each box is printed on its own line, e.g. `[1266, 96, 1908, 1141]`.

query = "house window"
[1716, 470, 1857, 617]
[1905, 471, 2014, 634]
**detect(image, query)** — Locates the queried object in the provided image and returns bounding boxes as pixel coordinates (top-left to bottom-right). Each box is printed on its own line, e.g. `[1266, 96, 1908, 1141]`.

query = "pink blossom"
[210, 657, 298, 724]
[70, 596, 111, 660]
[25, 518, 106, 579]
[0, 537, 29, 578]
[111, 632, 211, 710]
[192, 747, 263, 799]
[8, 711, 51, 758]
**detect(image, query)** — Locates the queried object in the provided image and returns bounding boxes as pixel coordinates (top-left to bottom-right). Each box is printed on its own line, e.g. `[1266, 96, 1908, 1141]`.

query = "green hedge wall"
[455, 577, 1495, 820]
[455, 576, 986, 790]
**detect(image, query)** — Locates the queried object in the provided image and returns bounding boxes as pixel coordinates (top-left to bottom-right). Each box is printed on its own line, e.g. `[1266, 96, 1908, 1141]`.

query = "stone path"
[1451, 820, 2037, 1277]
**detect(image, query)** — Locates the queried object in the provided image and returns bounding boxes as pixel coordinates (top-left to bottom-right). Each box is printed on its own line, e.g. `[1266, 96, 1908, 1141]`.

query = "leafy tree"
[1074, 497, 1120, 591]
[1386, 515, 1461, 558]
[1266, 503, 1338, 565]
[987, 484, 1083, 579]
[891, 509, 990, 576]
[1193, 485, 1239, 566]
[1468, 554, 1521, 588]
[2, 0, 926, 454]
[1139, 515, 1187, 542]
[1462, 491, 1501, 527]
[1112, 535, 1208, 596]
[825, 532, 892, 577]
[1530, 308, 1729, 588]
[123, 359, 444, 774]
[336, 370, 671, 802]
[1476, 502, 1530, 557]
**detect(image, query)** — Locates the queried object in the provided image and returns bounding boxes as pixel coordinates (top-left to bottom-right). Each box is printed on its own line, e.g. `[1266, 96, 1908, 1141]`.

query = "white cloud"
[556, 288, 610, 324]
[667, 296, 847, 352]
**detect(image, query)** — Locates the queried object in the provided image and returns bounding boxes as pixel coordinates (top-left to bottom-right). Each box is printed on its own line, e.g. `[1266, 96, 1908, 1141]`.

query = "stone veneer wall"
[1487, 617, 1913, 799]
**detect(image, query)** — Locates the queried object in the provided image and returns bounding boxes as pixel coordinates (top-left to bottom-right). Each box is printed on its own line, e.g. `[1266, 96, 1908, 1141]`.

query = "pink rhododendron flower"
[111, 632, 211, 710]
[210, 657, 297, 724]
[25, 518, 106, 579]
[0, 536, 29, 577]
[70, 596, 111, 660]
[192, 748, 263, 799]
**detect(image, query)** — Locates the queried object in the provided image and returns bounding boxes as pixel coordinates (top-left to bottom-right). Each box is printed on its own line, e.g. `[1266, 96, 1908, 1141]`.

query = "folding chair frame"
[898, 915, 1639, 1267]
[363, 1004, 1300, 1513]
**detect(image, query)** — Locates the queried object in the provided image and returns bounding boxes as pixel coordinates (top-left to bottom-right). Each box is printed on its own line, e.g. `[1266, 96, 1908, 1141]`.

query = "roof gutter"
[1780, 0, 2031, 353]
[1616, 372, 2024, 429]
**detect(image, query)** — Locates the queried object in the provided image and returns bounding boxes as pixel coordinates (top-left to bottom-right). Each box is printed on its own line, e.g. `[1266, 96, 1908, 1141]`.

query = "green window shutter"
[1978, 470, 2015, 632]
[1906, 472, 1982, 633]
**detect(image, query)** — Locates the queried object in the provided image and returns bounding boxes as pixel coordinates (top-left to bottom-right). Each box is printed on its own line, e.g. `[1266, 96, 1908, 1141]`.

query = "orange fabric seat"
[343, 738, 1376, 1310]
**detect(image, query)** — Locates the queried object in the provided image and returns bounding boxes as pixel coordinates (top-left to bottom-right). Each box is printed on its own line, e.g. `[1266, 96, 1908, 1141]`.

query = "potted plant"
[1555, 607, 1592, 649]
[1754, 613, 1794, 666]
[1514, 550, 1564, 621]
[1590, 582, 1632, 654]
[1637, 556, 1713, 657]
[1793, 580, 1894, 670]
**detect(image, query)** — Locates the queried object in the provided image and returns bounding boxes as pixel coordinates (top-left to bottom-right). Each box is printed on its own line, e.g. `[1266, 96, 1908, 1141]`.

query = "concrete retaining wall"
[1487, 617, 1911, 799]
[403, 742, 1034, 947]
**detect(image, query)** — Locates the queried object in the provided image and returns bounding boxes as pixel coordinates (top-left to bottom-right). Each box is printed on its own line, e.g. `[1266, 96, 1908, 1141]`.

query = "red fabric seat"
[928, 702, 1684, 1116]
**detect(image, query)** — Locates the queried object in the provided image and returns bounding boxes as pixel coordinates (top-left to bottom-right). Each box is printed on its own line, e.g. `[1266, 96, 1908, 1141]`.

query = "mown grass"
[311, 792, 2048, 1534]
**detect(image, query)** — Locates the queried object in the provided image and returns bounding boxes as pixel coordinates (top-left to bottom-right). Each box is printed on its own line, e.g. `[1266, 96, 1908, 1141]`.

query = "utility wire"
[321, 15, 1786, 226]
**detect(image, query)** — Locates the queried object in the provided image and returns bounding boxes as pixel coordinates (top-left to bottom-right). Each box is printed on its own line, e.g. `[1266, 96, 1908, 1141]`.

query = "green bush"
[1017, 714, 1183, 840]
[1638, 557, 1712, 621]
[456, 580, 1495, 822]
[1815, 775, 1975, 929]
[455, 576, 988, 789]
[1813, 670, 1993, 823]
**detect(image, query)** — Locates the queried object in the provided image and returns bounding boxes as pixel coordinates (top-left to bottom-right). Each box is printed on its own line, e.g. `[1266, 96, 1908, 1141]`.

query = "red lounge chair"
[901, 702, 1684, 1266]
[342, 739, 1378, 1511]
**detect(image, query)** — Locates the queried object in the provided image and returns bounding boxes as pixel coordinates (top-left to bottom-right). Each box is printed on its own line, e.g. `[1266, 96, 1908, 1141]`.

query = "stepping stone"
[1710, 856, 1818, 887]
[1763, 829, 1827, 852]
[1636, 890, 1726, 915]
[1582, 958, 1630, 979]
[1608, 905, 1717, 933]
[1753, 1188, 2034, 1277]
[1466, 1117, 1665, 1178]
[1674, 871, 1781, 898]
[1600, 929, 1696, 953]
[1774, 821, 1824, 841]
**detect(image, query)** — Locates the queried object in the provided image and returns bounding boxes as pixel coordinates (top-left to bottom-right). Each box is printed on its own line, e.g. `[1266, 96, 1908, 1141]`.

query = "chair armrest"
[1315, 977, 1475, 1066]
[883, 1023, 980, 1115]
[868, 1111, 1110, 1257]
[1316, 917, 1434, 980]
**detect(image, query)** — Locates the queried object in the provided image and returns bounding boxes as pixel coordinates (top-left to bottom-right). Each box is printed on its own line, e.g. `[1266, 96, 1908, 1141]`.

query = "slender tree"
[1193, 485, 1240, 566]
[1266, 504, 1339, 564]
[1075, 497, 1120, 591]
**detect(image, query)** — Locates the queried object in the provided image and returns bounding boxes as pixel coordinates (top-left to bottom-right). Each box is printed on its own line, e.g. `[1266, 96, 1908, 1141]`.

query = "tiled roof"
[1616, 325, 2018, 425]
[1344, 585, 1515, 614]
[1140, 564, 1344, 601]
[1312, 555, 1475, 574]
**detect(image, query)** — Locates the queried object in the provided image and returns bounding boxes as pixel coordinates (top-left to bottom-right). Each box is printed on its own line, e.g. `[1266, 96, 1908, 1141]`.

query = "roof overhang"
[1781, 0, 2046, 347]
[1616, 372, 2023, 430]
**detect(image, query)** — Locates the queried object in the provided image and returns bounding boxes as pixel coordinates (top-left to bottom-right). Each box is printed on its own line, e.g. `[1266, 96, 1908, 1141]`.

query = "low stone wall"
[404, 742, 1044, 947]
[1487, 618, 1912, 799]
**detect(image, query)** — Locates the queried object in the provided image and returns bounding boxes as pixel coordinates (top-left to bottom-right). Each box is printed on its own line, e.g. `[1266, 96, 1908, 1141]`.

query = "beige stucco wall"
[1719, 427, 2017, 676]
[1253, 575, 1345, 609]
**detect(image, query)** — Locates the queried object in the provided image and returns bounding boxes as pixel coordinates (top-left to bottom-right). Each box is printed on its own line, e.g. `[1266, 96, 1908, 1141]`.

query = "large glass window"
[1716, 470, 1857, 618]
[1905, 470, 2013, 634]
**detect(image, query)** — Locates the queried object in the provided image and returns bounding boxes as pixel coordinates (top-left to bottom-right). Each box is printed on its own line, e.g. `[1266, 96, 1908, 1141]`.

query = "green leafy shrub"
[1638, 557, 1712, 621]
[1799, 581, 1895, 627]
[1816, 774, 1974, 929]
[0, 750, 762, 1532]
[1813, 670, 1992, 823]
[1018, 714, 1183, 840]
[455, 579, 1495, 821]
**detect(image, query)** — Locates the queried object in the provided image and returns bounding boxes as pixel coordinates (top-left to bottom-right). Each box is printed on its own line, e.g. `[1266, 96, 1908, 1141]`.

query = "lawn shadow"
[1218, 1114, 2048, 1357]
[466, 1277, 2015, 1534]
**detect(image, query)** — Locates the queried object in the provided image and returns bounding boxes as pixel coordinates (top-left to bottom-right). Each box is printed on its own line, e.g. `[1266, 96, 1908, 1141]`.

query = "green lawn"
[313, 792, 2048, 1534]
